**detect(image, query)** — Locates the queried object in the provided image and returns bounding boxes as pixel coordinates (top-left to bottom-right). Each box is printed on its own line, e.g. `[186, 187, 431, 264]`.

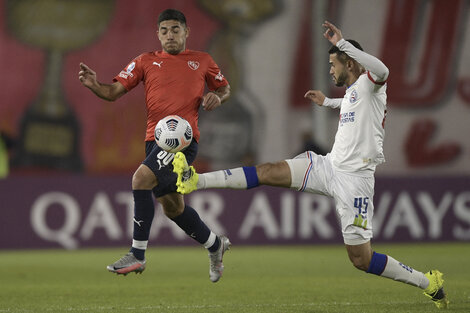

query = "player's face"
[157, 20, 189, 55]
[329, 53, 347, 87]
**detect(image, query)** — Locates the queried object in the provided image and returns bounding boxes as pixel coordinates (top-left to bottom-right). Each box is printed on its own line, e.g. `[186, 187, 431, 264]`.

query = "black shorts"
[143, 140, 198, 198]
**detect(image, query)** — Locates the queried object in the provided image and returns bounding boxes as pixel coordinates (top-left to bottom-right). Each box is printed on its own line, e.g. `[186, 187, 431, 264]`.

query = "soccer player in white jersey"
[173, 21, 449, 309]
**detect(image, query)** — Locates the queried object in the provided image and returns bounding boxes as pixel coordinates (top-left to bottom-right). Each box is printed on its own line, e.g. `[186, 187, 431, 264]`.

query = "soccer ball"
[154, 115, 193, 153]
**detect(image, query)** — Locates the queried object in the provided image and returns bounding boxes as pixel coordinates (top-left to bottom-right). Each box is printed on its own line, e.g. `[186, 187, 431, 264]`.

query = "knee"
[132, 167, 157, 190]
[163, 204, 184, 219]
[346, 242, 373, 272]
[159, 196, 184, 219]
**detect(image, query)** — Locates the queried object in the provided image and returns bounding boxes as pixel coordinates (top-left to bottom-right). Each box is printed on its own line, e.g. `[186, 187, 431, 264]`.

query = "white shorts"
[286, 152, 374, 245]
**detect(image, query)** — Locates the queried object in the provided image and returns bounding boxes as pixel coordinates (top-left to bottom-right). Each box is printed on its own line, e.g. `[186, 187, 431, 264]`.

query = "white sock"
[132, 239, 148, 250]
[203, 232, 217, 249]
[198, 168, 248, 189]
[381, 255, 429, 289]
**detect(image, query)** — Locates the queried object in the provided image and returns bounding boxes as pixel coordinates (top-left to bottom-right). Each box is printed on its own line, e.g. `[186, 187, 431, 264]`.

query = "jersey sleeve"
[336, 39, 389, 84]
[204, 55, 229, 91]
[322, 97, 342, 109]
[113, 55, 145, 91]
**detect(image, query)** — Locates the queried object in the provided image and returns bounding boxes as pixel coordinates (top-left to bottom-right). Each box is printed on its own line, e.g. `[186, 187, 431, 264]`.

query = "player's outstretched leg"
[107, 252, 146, 275]
[423, 270, 449, 309]
[173, 152, 199, 194]
[209, 235, 231, 282]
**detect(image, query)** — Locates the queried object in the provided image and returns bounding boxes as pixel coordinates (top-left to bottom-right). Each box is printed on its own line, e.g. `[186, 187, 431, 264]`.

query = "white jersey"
[326, 39, 388, 175]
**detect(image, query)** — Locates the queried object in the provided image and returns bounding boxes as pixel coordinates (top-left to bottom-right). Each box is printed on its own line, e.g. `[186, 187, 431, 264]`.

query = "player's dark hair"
[328, 39, 363, 63]
[158, 9, 187, 27]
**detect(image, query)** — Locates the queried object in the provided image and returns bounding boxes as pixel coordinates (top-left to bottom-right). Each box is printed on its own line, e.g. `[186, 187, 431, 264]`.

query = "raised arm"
[78, 63, 127, 101]
[323, 21, 389, 83]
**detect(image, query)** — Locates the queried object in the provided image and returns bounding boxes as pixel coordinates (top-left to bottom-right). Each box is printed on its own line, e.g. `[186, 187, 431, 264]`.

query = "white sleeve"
[336, 39, 389, 83]
[322, 97, 342, 109]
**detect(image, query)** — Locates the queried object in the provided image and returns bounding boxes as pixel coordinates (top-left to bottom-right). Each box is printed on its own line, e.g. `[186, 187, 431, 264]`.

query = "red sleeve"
[205, 55, 228, 91]
[113, 55, 144, 91]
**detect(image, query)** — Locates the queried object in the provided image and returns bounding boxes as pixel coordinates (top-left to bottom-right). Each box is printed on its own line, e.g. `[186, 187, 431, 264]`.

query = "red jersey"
[113, 50, 228, 142]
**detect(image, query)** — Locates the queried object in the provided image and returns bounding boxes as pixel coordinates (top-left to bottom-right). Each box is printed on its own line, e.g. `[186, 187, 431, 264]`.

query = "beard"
[164, 42, 183, 55]
[334, 70, 348, 87]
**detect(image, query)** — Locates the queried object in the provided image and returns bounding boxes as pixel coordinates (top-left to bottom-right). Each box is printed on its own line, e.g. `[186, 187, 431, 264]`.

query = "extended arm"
[78, 63, 127, 101]
[202, 84, 231, 111]
[304, 90, 342, 109]
[322, 97, 343, 109]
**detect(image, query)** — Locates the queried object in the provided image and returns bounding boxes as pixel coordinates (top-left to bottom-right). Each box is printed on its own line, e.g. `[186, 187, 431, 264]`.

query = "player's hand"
[78, 62, 98, 89]
[322, 21, 343, 46]
[202, 92, 221, 111]
[304, 90, 326, 106]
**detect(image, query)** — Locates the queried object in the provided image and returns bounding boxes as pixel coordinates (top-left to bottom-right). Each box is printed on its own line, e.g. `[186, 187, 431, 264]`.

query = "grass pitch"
[0, 243, 469, 312]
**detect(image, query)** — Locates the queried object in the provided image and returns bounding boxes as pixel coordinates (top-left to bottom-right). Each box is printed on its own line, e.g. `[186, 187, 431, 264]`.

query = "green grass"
[0, 243, 469, 312]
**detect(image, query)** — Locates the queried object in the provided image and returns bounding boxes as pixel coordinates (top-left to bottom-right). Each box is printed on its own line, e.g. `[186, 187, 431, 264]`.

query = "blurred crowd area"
[1, 0, 469, 176]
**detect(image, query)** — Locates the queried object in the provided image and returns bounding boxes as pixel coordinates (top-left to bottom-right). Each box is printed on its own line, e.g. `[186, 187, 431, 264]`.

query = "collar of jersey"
[157, 49, 189, 57]
[346, 80, 357, 90]
[346, 72, 366, 89]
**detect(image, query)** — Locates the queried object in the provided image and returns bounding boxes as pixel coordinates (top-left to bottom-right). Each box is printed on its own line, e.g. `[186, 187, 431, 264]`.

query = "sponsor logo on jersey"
[215, 71, 224, 81]
[153, 61, 163, 68]
[339, 111, 355, 126]
[118, 61, 136, 79]
[187, 61, 200, 70]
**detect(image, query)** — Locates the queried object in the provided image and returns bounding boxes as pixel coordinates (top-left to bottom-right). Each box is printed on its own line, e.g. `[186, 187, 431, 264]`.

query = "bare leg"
[193, 161, 293, 190]
[158, 192, 185, 219]
[256, 161, 292, 188]
[345, 241, 373, 271]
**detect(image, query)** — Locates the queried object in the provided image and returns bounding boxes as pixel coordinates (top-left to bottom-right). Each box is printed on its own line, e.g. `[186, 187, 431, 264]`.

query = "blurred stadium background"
[0, 0, 469, 311]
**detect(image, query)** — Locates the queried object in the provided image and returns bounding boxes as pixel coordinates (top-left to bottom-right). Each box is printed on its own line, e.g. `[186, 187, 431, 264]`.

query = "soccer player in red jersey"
[79, 9, 231, 282]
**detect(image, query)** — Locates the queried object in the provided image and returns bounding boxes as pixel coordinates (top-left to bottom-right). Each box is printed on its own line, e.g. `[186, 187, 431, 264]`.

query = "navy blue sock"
[366, 251, 388, 275]
[130, 190, 154, 260]
[171, 205, 220, 252]
[242, 166, 259, 189]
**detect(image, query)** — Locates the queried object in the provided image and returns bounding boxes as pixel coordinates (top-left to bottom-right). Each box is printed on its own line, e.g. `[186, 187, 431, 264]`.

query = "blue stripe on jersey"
[242, 166, 259, 189]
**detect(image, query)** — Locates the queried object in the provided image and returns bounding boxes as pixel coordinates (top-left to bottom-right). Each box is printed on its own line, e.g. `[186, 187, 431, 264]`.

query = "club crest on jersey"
[118, 61, 135, 79]
[187, 61, 199, 70]
[350, 89, 358, 104]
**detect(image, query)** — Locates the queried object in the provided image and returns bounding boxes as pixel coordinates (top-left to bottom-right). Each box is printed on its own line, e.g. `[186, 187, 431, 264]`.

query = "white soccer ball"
[154, 115, 193, 153]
